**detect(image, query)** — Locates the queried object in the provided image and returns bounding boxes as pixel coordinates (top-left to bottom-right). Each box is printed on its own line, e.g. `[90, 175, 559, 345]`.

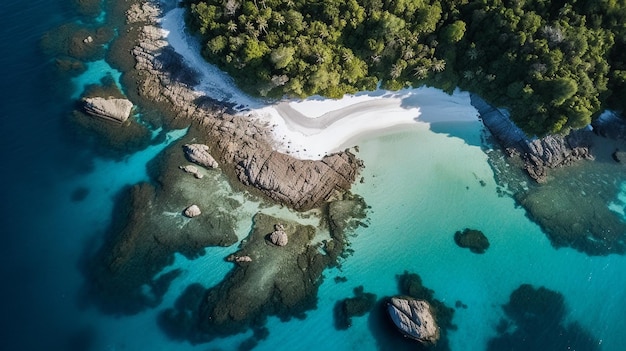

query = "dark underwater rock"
[454, 228, 490, 254]
[195, 213, 323, 338]
[81, 138, 240, 315]
[487, 284, 599, 351]
[334, 285, 377, 330]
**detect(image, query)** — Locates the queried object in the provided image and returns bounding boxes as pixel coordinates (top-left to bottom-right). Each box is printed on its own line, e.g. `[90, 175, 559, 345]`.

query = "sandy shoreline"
[160, 7, 480, 160]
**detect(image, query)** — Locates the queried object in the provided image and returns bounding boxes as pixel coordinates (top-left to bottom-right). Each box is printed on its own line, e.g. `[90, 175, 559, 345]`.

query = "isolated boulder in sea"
[184, 205, 201, 218]
[183, 144, 219, 169]
[387, 296, 440, 345]
[82, 97, 133, 123]
[454, 228, 490, 254]
[269, 229, 288, 247]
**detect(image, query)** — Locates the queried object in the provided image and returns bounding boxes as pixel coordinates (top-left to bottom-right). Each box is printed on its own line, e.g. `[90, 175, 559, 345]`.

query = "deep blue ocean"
[2, 1, 626, 351]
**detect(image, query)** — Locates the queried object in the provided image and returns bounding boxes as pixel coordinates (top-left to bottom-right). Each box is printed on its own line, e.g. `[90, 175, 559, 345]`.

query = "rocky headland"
[78, 0, 368, 332]
[117, 1, 362, 211]
[472, 94, 626, 256]
[471, 94, 594, 184]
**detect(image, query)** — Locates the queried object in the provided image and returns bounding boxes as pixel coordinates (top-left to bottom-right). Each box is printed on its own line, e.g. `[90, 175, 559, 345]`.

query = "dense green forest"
[183, 0, 626, 136]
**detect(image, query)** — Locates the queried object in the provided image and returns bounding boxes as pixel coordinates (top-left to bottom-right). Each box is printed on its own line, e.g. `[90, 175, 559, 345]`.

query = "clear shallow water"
[2, 1, 626, 351]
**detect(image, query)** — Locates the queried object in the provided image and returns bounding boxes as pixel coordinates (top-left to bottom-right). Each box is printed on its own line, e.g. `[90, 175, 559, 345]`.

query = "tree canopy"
[184, 0, 626, 136]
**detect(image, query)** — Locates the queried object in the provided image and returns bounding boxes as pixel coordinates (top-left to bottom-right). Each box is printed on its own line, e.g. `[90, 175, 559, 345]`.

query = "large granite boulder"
[269, 227, 288, 246]
[82, 97, 133, 123]
[387, 296, 440, 345]
[183, 205, 201, 218]
[183, 144, 219, 169]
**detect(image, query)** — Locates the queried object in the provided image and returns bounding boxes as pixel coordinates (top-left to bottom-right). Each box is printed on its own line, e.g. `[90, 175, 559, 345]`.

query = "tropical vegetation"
[183, 0, 626, 135]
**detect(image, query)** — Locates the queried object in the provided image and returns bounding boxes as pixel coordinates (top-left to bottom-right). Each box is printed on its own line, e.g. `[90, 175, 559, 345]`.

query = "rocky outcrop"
[226, 254, 252, 263]
[179, 164, 203, 178]
[183, 144, 218, 169]
[82, 97, 133, 123]
[129, 12, 361, 211]
[269, 224, 288, 246]
[387, 297, 440, 345]
[183, 204, 201, 218]
[471, 94, 593, 183]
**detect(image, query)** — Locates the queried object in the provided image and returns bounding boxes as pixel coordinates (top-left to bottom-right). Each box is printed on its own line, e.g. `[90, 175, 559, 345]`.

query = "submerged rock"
[334, 286, 376, 330]
[612, 149, 626, 163]
[454, 228, 490, 254]
[183, 144, 219, 169]
[387, 297, 440, 345]
[184, 205, 201, 218]
[487, 284, 599, 351]
[82, 97, 133, 123]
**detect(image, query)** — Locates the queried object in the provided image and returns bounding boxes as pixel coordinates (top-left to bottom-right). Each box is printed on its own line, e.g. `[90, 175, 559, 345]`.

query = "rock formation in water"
[183, 144, 219, 169]
[183, 204, 201, 218]
[387, 297, 440, 345]
[82, 139, 240, 315]
[333, 285, 376, 330]
[179, 164, 203, 178]
[470, 94, 593, 183]
[123, 3, 362, 210]
[82, 97, 133, 123]
[269, 224, 288, 246]
[487, 284, 599, 351]
[454, 228, 490, 254]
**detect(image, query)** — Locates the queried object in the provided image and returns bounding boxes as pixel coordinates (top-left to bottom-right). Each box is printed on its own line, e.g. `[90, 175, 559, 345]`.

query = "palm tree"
[467, 47, 479, 60]
[257, 17, 268, 34]
[273, 13, 285, 26]
[390, 64, 403, 79]
[227, 21, 238, 32]
[413, 66, 428, 78]
[431, 59, 446, 72]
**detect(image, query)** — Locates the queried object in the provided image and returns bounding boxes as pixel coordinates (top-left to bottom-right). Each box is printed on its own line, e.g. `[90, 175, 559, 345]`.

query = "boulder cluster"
[269, 223, 288, 246]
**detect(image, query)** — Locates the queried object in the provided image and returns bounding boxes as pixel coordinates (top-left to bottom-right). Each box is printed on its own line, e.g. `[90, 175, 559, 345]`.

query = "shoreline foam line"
[160, 6, 479, 160]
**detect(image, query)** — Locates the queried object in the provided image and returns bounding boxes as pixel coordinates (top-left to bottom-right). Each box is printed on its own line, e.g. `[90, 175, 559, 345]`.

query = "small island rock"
[269, 229, 288, 246]
[184, 205, 201, 218]
[387, 297, 440, 345]
[82, 97, 133, 123]
[183, 144, 219, 169]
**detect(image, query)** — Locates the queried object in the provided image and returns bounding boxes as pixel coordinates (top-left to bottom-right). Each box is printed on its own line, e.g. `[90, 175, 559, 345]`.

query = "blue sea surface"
[1, 1, 626, 351]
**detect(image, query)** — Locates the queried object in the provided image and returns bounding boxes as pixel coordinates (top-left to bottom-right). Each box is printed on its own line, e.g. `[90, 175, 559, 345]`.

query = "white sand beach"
[160, 7, 479, 160]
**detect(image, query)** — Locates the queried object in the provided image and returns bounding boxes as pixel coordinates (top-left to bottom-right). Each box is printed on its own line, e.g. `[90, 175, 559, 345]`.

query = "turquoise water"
[2, 0, 626, 350]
